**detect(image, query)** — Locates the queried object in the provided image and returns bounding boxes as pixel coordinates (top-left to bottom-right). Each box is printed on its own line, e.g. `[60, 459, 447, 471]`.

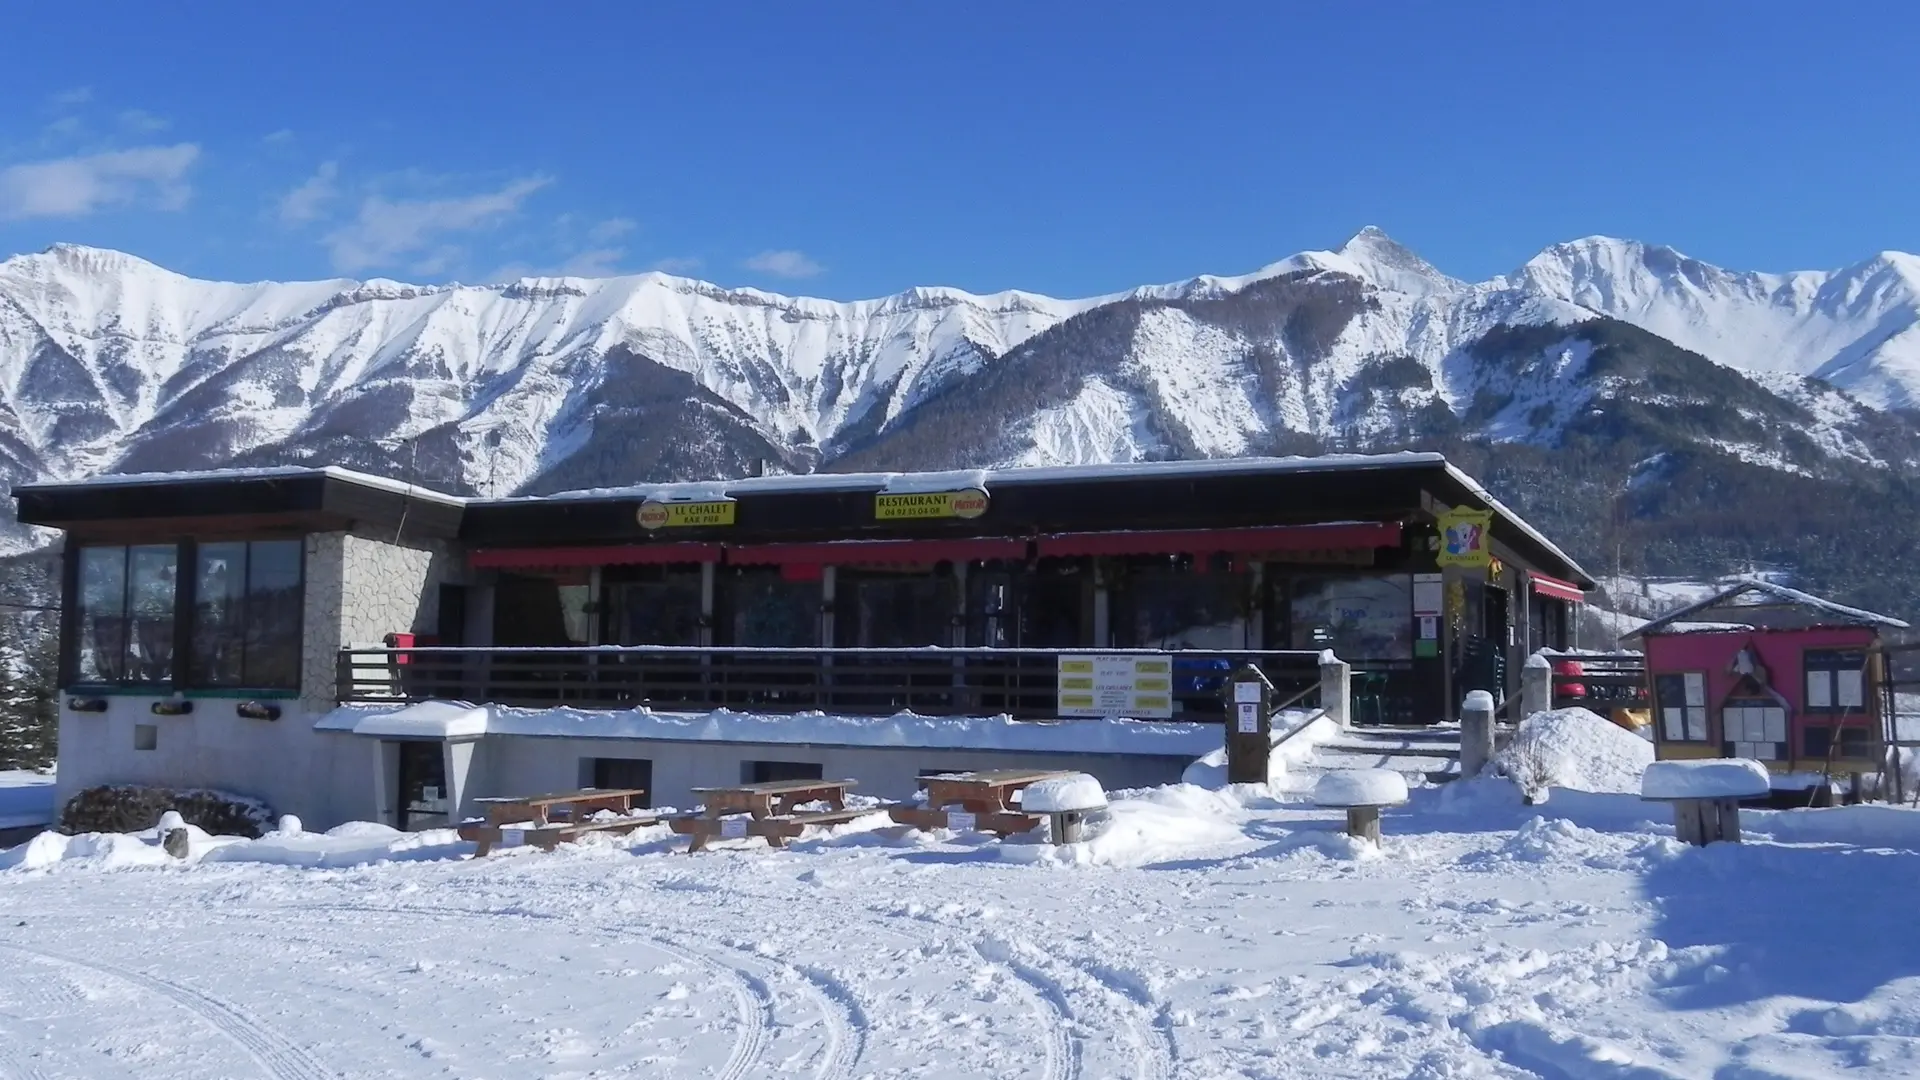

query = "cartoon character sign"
[1435, 508, 1494, 568]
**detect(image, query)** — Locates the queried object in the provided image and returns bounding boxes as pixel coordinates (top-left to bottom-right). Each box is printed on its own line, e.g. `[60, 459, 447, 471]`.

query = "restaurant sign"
[1056, 654, 1173, 718]
[1435, 507, 1494, 568]
[874, 487, 989, 521]
[637, 499, 736, 529]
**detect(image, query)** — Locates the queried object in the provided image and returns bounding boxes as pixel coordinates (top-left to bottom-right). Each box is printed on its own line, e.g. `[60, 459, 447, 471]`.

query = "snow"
[1313, 768, 1410, 807]
[347, 701, 489, 738]
[878, 469, 989, 494]
[1641, 758, 1774, 800]
[321, 702, 1225, 757]
[0, 770, 55, 830]
[5, 771, 1920, 1077]
[1462, 689, 1496, 713]
[1628, 578, 1909, 639]
[1015, 773, 1107, 813]
[1496, 707, 1656, 801]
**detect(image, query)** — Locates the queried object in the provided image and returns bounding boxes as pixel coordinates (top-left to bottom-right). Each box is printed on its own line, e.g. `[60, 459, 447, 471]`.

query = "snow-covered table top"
[1019, 773, 1108, 813]
[1640, 758, 1771, 801]
[1312, 769, 1410, 808]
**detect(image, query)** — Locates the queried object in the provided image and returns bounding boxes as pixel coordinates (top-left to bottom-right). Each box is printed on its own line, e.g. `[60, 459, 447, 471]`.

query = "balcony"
[336, 645, 1342, 722]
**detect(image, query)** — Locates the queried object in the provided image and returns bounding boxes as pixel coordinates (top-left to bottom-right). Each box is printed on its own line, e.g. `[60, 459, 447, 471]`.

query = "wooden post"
[1345, 806, 1382, 843]
[1227, 665, 1273, 785]
[1671, 797, 1744, 846]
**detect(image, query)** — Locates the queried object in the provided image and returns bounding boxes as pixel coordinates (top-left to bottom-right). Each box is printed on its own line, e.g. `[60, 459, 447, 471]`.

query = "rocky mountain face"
[3, 230, 1919, 616]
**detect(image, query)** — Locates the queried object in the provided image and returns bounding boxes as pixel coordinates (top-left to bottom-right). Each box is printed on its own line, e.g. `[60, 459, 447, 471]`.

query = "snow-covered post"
[1227, 665, 1273, 785]
[158, 810, 189, 859]
[1641, 759, 1770, 846]
[1460, 689, 1496, 778]
[1521, 651, 1553, 720]
[1318, 651, 1350, 730]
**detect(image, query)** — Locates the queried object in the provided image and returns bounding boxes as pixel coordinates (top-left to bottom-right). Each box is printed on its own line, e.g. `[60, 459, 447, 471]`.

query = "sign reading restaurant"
[874, 487, 989, 521]
[637, 499, 736, 529]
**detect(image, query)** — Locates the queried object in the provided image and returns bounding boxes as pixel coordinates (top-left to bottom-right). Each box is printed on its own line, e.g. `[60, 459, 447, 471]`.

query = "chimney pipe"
[750, 458, 765, 477]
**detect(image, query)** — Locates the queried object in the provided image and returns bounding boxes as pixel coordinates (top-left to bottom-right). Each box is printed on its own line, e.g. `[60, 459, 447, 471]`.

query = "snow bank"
[1641, 758, 1771, 800]
[999, 797, 1244, 868]
[1313, 769, 1409, 808]
[0, 831, 178, 871]
[201, 823, 472, 868]
[1019, 773, 1107, 813]
[322, 703, 1217, 757]
[1742, 803, 1920, 851]
[1496, 707, 1654, 801]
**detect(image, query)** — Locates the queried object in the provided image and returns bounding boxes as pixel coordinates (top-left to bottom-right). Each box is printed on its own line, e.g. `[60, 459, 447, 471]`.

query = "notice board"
[1057, 654, 1174, 718]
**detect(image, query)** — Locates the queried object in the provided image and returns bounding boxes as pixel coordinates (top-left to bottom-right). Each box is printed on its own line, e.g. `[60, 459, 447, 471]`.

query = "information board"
[1057, 654, 1173, 718]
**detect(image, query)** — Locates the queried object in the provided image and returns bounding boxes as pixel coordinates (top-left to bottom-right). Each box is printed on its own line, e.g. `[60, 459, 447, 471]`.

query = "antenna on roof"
[394, 435, 419, 545]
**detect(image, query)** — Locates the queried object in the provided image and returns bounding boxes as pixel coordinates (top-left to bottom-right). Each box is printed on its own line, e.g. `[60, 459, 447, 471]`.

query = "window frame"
[1802, 648, 1869, 716]
[1652, 670, 1712, 744]
[62, 536, 307, 696]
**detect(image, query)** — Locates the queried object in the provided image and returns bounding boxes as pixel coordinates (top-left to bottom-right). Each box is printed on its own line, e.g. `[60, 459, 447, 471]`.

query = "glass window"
[842, 572, 955, 647]
[1116, 561, 1246, 650]
[1289, 575, 1413, 660]
[608, 570, 703, 646]
[1804, 649, 1868, 713]
[190, 539, 303, 689]
[72, 544, 177, 685]
[76, 546, 130, 683]
[726, 569, 818, 647]
[1653, 672, 1711, 742]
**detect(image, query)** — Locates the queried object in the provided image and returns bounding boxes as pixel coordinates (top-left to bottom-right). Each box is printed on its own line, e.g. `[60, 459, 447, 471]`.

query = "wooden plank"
[889, 805, 1043, 837]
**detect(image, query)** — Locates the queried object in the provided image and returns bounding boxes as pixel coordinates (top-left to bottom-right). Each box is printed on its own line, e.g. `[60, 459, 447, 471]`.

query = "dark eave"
[12, 469, 461, 542]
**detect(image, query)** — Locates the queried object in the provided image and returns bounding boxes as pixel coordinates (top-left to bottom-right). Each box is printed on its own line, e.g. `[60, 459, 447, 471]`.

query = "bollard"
[1318, 651, 1351, 730]
[158, 809, 189, 859]
[1521, 652, 1553, 719]
[1460, 689, 1496, 778]
[1226, 665, 1273, 785]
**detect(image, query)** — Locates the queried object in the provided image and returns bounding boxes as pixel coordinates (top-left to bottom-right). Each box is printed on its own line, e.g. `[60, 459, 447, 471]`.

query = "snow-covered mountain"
[1, 229, 1917, 508]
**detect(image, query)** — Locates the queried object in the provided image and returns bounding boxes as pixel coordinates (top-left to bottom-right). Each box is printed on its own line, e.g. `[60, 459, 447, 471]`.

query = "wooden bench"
[673, 778, 870, 852]
[669, 807, 880, 852]
[460, 787, 654, 856]
[888, 769, 1065, 837]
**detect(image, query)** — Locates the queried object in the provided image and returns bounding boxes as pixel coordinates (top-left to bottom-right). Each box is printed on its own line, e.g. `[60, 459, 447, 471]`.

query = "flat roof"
[12, 452, 1592, 584]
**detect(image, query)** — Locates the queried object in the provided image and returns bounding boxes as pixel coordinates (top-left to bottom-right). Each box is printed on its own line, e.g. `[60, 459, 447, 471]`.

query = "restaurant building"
[15, 452, 1592, 830]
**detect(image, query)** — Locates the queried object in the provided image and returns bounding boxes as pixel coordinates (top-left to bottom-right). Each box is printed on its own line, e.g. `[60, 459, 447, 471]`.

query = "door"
[397, 741, 449, 831]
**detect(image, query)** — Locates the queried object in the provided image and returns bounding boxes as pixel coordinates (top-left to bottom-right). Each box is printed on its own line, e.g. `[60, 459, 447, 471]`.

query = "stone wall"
[298, 530, 456, 714]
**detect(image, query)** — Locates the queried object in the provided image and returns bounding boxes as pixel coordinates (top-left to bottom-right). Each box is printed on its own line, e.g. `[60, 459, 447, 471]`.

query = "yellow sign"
[1435, 508, 1493, 568]
[637, 499, 736, 529]
[874, 488, 989, 521]
[1057, 654, 1172, 718]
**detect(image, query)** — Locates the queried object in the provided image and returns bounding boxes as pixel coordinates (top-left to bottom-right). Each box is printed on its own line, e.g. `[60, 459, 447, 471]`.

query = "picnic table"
[458, 787, 659, 855]
[670, 779, 875, 852]
[888, 769, 1067, 837]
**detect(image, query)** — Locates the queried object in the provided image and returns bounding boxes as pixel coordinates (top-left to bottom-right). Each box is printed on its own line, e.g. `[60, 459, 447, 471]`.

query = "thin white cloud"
[118, 109, 170, 133]
[651, 256, 704, 275]
[323, 175, 552, 273]
[262, 129, 296, 145]
[0, 144, 199, 220]
[559, 248, 625, 276]
[49, 86, 92, 108]
[743, 249, 825, 279]
[278, 161, 339, 224]
[587, 217, 636, 244]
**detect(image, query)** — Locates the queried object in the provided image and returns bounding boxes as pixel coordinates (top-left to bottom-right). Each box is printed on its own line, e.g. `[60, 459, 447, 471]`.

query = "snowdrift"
[1496, 708, 1654, 802]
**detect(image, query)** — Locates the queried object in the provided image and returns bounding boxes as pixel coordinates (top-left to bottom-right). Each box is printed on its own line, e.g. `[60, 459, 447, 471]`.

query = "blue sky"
[3, 3, 1917, 298]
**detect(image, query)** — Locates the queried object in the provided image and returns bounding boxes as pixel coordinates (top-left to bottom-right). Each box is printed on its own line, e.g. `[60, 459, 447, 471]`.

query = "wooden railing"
[1547, 651, 1649, 710]
[336, 645, 1331, 722]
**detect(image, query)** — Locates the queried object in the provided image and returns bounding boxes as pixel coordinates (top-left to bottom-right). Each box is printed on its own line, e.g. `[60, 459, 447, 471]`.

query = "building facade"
[17, 453, 1592, 830]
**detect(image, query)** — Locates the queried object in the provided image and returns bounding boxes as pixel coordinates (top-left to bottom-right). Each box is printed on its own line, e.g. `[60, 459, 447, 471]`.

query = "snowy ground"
[4, 775, 1920, 1079]
[0, 769, 54, 831]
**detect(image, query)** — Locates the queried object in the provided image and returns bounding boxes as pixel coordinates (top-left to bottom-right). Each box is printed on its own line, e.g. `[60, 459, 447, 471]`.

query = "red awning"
[470, 543, 721, 569]
[725, 537, 1028, 566]
[1529, 572, 1586, 603]
[1034, 521, 1402, 558]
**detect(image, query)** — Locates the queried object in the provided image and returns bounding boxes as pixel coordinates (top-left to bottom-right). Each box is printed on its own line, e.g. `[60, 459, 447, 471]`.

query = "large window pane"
[727, 570, 817, 647]
[126, 545, 177, 683]
[76, 546, 129, 683]
[193, 541, 248, 685]
[243, 540, 303, 688]
[1290, 575, 1413, 660]
[844, 573, 954, 647]
[1117, 565, 1245, 650]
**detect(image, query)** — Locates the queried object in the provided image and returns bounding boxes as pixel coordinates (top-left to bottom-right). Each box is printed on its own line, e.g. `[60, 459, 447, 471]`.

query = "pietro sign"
[874, 488, 989, 521]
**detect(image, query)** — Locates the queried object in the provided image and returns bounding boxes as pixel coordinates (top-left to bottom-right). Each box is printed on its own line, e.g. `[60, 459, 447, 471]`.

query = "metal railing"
[337, 645, 1330, 722]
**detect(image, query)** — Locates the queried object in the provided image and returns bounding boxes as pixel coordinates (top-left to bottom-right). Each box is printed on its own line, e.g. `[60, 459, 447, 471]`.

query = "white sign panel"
[1236, 702, 1261, 734]
[945, 811, 977, 832]
[499, 827, 525, 848]
[1233, 681, 1263, 703]
[719, 817, 748, 839]
[1057, 654, 1174, 718]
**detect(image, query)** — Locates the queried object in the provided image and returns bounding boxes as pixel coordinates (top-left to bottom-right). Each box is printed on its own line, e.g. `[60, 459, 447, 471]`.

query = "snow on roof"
[1622, 579, 1909, 642]
[1438, 461, 1591, 584]
[13, 464, 467, 507]
[316, 702, 1221, 757]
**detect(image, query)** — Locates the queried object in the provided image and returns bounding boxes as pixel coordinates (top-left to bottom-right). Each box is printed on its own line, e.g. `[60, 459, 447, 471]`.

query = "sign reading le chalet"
[637, 499, 736, 529]
[873, 487, 989, 521]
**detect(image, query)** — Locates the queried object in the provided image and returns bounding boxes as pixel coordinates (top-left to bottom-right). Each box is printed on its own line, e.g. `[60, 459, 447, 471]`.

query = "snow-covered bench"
[1640, 759, 1770, 846]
